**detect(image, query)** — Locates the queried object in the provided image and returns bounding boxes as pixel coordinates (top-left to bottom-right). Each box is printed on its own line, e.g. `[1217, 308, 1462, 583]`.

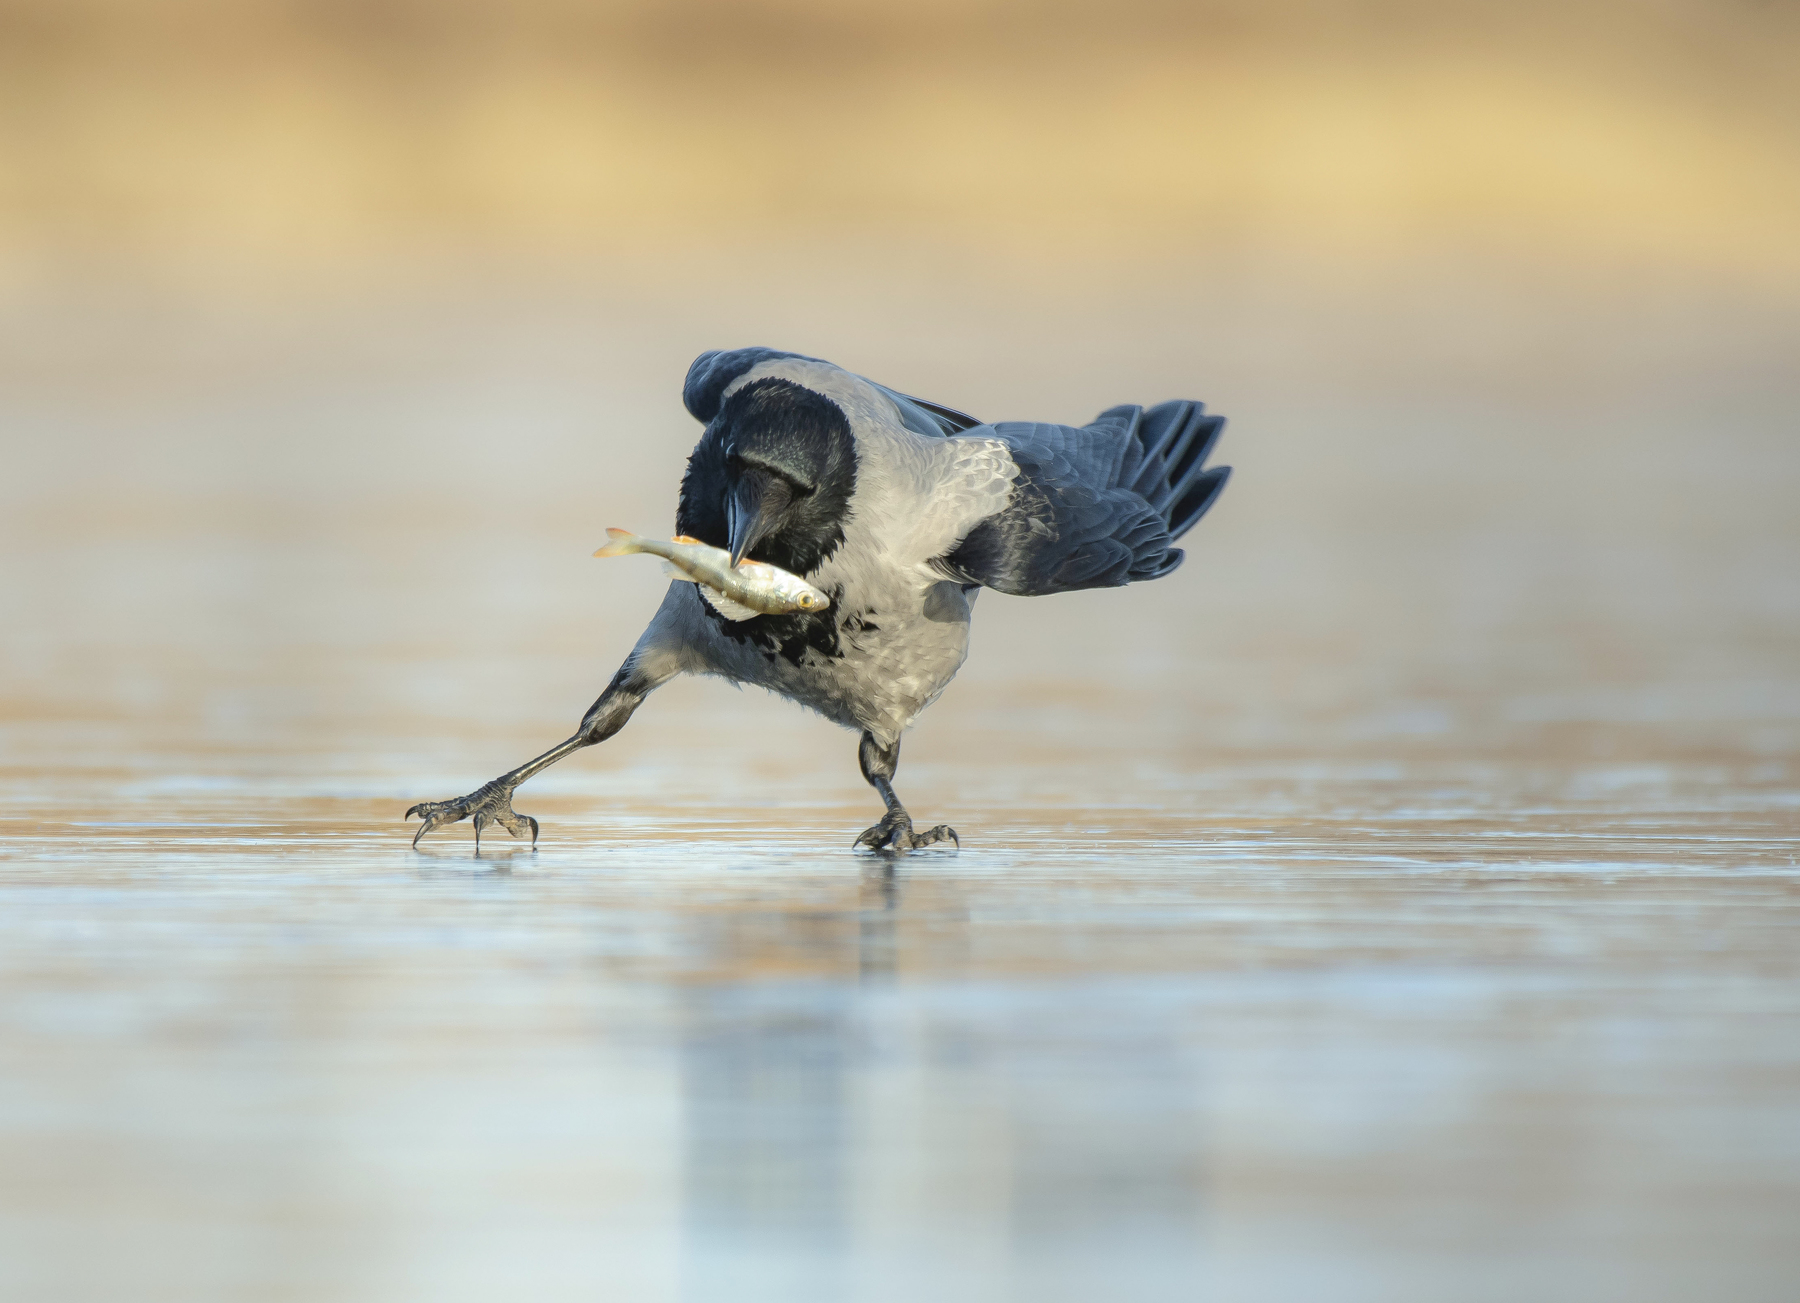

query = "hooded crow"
[407, 347, 1230, 851]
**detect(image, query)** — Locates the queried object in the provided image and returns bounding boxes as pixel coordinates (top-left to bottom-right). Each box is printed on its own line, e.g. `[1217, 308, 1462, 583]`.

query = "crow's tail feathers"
[1093, 400, 1231, 545]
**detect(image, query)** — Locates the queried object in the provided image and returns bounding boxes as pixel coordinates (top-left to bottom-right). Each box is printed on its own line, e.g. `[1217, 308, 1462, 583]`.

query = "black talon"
[853, 808, 959, 854]
[405, 781, 540, 852]
[852, 731, 961, 852]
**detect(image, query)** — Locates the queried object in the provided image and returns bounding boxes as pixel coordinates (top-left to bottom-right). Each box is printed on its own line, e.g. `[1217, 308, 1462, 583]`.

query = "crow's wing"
[935, 402, 1229, 596]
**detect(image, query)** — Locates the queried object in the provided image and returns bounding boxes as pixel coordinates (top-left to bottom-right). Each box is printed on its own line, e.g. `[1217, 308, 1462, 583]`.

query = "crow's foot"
[406, 781, 539, 851]
[854, 811, 959, 853]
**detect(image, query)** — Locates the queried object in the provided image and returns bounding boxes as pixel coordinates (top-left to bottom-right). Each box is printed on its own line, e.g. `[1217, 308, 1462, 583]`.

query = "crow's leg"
[853, 731, 958, 852]
[407, 655, 670, 851]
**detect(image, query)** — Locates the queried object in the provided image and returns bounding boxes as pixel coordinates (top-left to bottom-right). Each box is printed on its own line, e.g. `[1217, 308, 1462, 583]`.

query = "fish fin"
[592, 527, 639, 558]
[671, 534, 704, 545]
[660, 561, 697, 582]
[699, 587, 765, 622]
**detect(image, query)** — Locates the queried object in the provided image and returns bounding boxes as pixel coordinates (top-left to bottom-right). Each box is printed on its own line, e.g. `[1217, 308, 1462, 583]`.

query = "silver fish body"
[592, 528, 831, 619]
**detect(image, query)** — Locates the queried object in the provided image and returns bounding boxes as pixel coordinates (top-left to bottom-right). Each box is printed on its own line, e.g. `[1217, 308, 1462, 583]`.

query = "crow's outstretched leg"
[407, 654, 671, 851]
[853, 731, 958, 852]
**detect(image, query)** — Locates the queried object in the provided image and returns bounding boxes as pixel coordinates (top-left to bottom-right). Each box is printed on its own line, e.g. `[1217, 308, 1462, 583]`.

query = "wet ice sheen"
[2, 765, 1798, 1303]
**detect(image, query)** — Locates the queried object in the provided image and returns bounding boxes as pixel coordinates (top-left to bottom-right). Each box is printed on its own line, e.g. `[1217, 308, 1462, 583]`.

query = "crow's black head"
[676, 376, 857, 577]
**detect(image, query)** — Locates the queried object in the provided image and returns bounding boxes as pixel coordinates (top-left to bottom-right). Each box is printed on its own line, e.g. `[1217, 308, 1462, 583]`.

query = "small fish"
[592, 528, 831, 621]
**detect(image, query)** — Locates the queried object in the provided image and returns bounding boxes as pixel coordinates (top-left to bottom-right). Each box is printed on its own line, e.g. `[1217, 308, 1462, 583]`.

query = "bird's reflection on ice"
[679, 990, 852, 1300]
[673, 866, 1205, 1301]
[858, 862, 898, 986]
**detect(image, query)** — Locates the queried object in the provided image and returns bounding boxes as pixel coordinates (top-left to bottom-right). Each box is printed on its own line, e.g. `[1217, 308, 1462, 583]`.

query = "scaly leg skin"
[853, 731, 959, 852]
[407, 774, 546, 851]
[405, 656, 665, 853]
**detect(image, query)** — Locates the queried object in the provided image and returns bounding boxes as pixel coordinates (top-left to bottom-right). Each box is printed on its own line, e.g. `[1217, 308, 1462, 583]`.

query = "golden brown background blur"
[2, 0, 1797, 281]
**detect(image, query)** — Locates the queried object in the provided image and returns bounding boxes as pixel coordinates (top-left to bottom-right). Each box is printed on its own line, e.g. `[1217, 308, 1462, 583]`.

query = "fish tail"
[592, 527, 640, 558]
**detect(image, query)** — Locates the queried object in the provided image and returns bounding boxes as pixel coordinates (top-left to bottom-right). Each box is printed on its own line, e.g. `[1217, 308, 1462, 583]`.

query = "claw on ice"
[405, 785, 539, 852]
[854, 812, 959, 853]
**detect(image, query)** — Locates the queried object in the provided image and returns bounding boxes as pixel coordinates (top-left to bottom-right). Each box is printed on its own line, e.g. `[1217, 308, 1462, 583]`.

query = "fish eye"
[799, 594, 814, 608]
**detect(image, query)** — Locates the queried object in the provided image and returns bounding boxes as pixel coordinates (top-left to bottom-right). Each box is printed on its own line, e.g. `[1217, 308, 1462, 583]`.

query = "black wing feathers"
[897, 393, 986, 435]
[942, 400, 1229, 597]
[1119, 400, 1230, 538]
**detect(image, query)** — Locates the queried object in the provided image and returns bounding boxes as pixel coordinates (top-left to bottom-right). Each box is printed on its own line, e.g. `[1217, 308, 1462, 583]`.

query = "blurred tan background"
[1, 0, 1798, 281]
[3, 5, 1800, 1302]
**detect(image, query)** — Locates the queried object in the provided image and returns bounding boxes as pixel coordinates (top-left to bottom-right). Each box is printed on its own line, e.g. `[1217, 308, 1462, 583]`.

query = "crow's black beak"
[726, 467, 794, 567]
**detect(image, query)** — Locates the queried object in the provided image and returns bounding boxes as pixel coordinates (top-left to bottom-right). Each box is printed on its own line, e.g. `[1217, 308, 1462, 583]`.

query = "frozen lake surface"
[5, 743, 1798, 1302]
